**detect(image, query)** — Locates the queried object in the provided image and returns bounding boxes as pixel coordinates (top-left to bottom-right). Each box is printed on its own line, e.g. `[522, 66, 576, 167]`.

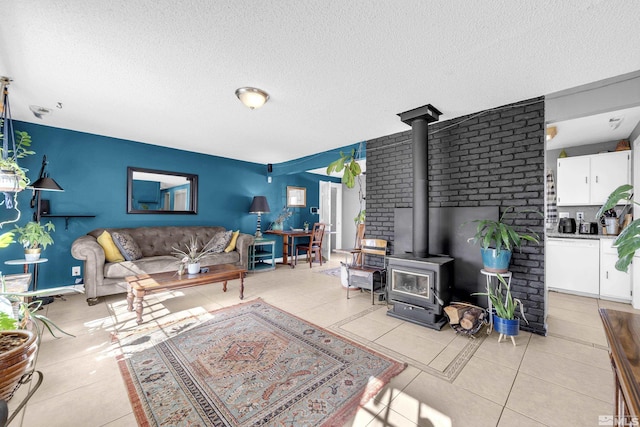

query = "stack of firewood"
[444, 302, 487, 336]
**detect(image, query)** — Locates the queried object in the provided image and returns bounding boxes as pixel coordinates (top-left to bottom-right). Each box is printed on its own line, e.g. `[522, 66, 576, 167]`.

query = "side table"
[480, 269, 512, 334]
[5, 258, 51, 304]
[249, 238, 275, 272]
[4, 258, 48, 292]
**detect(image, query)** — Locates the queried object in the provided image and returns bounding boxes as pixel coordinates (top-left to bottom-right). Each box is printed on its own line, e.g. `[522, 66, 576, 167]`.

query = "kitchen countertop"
[546, 231, 618, 240]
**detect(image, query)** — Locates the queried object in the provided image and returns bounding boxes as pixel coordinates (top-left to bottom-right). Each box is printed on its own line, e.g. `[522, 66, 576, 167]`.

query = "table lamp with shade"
[249, 196, 270, 238]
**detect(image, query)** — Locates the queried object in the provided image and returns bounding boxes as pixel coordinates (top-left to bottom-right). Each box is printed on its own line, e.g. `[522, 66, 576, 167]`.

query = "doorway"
[319, 181, 342, 261]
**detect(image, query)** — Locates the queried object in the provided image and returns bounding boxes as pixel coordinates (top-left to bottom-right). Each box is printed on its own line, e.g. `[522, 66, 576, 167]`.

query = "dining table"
[264, 229, 313, 267]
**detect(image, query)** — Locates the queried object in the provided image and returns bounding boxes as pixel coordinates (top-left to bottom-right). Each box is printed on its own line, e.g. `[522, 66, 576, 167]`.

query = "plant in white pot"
[13, 221, 55, 261]
[472, 273, 528, 346]
[466, 206, 542, 273]
[172, 236, 217, 274]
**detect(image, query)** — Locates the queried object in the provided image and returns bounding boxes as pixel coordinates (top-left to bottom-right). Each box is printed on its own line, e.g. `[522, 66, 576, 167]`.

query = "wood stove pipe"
[398, 104, 442, 258]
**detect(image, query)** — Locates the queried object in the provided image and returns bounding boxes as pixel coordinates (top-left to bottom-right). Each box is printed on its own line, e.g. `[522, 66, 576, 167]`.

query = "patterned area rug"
[317, 267, 341, 277]
[115, 299, 406, 426]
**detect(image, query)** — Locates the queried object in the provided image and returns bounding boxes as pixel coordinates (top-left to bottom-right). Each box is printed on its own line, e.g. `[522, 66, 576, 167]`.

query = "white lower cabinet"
[546, 238, 600, 296]
[546, 238, 632, 301]
[600, 239, 631, 301]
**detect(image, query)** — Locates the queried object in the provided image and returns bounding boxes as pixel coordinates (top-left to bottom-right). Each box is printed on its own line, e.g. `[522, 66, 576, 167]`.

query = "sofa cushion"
[97, 231, 124, 263]
[210, 230, 233, 253]
[104, 256, 179, 278]
[224, 230, 240, 253]
[111, 232, 143, 261]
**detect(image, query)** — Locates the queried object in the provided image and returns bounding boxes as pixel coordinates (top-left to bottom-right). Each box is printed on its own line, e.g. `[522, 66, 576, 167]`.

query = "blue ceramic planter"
[480, 247, 512, 273]
[493, 314, 519, 336]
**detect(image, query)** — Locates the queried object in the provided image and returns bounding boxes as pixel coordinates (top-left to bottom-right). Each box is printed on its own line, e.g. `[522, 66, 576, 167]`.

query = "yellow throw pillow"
[97, 230, 125, 262]
[224, 230, 240, 253]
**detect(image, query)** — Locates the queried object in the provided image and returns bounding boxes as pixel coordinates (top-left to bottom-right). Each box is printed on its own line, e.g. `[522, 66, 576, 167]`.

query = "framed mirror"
[127, 167, 198, 214]
[286, 186, 306, 207]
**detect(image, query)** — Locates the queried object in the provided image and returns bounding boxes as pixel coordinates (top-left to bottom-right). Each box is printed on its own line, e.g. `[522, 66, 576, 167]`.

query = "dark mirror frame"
[127, 167, 198, 214]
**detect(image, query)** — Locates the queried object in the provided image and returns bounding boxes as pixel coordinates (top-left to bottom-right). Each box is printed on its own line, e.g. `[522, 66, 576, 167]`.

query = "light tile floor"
[6, 259, 632, 427]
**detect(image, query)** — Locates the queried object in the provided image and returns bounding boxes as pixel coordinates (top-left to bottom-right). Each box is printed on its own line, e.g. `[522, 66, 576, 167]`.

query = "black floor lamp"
[27, 155, 63, 304]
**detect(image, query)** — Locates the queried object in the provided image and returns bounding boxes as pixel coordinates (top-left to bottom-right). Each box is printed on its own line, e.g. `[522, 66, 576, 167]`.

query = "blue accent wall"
[0, 121, 339, 289]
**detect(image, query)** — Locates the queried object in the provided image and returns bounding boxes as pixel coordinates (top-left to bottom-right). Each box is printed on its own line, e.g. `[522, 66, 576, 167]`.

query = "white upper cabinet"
[556, 155, 590, 205]
[557, 151, 631, 206]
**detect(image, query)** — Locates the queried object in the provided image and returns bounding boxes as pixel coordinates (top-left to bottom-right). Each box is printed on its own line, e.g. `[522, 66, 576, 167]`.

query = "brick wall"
[366, 97, 546, 334]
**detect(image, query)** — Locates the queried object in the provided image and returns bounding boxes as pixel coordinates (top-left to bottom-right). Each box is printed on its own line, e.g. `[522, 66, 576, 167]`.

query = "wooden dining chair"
[294, 223, 326, 268]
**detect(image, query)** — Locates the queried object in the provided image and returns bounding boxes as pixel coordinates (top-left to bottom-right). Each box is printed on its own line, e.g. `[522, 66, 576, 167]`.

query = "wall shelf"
[41, 214, 95, 230]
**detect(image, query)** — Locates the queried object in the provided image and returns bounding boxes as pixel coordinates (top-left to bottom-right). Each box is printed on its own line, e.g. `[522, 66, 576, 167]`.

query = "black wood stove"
[386, 104, 454, 330]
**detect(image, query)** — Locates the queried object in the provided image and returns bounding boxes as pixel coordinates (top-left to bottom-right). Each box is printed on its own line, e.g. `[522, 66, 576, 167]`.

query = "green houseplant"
[13, 221, 55, 261]
[467, 206, 542, 273]
[172, 235, 218, 274]
[0, 230, 72, 401]
[326, 149, 362, 189]
[596, 184, 638, 272]
[0, 130, 35, 192]
[472, 273, 528, 344]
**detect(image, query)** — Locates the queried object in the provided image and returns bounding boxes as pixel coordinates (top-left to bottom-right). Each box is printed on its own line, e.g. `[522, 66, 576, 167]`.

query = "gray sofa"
[71, 226, 254, 305]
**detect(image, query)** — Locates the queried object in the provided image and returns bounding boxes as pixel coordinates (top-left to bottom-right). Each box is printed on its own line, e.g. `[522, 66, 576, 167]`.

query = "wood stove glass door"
[391, 269, 433, 300]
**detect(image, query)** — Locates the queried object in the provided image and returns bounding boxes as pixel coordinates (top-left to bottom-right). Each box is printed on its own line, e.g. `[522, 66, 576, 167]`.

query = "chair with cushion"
[294, 223, 326, 268]
[344, 238, 388, 304]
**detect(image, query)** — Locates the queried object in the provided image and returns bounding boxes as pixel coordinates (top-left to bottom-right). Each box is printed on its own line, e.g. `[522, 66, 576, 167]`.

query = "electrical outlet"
[576, 212, 585, 221]
[72, 266, 81, 276]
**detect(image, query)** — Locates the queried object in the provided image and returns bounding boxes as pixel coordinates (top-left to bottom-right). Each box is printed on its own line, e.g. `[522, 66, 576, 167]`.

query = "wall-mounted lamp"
[546, 126, 557, 141]
[236, 87, 269, 110]
[28, 155, 64, 221]
[249, 196, 270, 238]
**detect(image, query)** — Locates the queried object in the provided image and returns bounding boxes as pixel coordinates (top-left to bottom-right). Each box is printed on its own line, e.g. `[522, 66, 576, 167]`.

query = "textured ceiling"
[1, 0, 639, 165]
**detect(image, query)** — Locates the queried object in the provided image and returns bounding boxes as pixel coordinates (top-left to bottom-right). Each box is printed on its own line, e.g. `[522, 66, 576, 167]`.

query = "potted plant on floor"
[472, 273, 528, 345]
[596, 184, 638, 272]
[466, 206, 542, 273]
[13, 221, 55, 261]
[0, 230, 72, 401]
[172, 235, 218, 274]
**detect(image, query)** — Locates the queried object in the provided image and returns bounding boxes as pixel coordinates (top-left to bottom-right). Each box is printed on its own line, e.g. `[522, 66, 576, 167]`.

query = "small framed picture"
[287, 186, 306, 207]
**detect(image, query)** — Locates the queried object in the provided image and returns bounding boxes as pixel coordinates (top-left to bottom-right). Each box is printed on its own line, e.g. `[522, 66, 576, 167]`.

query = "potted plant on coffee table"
[13, 221, 55, 261]
[172, 236, 217, 275]
[466, 206, 542, 273]
[472, 273, 528, 346]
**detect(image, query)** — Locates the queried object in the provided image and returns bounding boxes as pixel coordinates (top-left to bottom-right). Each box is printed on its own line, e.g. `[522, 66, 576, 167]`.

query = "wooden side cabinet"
[599, 308, 640, 425]
[250, 238, 275, 272]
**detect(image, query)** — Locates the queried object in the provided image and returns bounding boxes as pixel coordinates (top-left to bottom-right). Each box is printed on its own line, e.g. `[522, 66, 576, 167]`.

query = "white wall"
[341, 175, 366, 248]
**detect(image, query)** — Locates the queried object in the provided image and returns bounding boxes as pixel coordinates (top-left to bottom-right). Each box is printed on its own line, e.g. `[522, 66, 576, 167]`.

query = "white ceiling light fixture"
[235, 87, 269, 110]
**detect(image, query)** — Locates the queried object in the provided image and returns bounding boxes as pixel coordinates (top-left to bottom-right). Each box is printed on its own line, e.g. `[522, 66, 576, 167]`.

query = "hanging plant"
[0, 80, 36, 201]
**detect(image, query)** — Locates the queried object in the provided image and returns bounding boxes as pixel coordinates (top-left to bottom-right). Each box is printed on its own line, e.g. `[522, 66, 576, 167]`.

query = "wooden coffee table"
[125, 264, 247, 324]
